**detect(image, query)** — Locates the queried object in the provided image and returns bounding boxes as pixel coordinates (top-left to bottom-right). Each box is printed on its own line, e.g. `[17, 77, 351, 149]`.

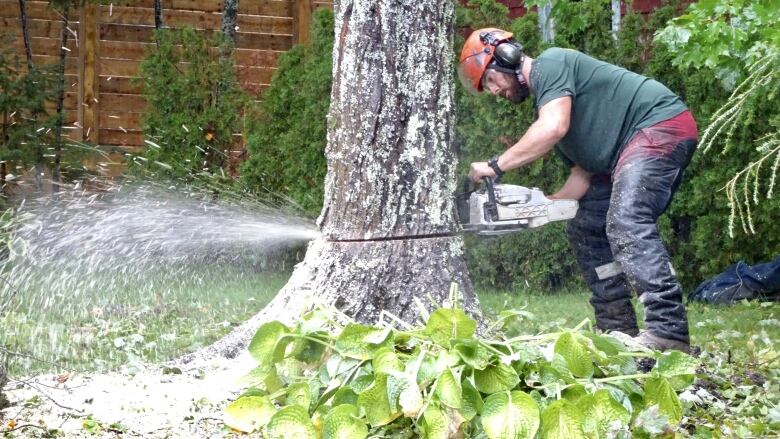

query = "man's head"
[458, 28, 530, 103]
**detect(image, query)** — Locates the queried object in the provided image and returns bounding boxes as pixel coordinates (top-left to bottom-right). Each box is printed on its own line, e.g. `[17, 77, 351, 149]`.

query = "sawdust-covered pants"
[565, 111, 698, 342]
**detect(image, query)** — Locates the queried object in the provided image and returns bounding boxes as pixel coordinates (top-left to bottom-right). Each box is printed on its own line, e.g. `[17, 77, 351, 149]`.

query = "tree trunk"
[181, 0, 479, 364]
[221, 0, 238, 46]
[19, 0, 44, 192]
[18, 0, 33, 70]
[52, 8, 69, 196]
[154, 0, 163, 30]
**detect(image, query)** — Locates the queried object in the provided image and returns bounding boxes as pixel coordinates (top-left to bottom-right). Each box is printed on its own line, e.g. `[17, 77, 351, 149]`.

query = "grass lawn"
[3, 272, 779, 435]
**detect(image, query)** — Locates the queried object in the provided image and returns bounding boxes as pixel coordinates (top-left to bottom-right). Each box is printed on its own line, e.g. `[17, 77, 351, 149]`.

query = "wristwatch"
[488, 155, 504, 178]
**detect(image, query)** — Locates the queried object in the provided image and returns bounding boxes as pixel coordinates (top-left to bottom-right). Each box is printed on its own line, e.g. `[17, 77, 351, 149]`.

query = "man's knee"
[605, 211, 635, 254]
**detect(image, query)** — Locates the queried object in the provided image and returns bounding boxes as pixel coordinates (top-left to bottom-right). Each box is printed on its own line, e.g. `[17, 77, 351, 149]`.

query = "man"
[460, 28, 697, 352]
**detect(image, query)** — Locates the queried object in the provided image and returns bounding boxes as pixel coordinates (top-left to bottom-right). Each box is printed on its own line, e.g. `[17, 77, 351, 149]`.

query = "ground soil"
[0, 354, 256, 438]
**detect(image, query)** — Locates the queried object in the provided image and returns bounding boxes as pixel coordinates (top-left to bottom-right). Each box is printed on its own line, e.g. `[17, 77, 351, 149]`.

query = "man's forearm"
[550, 165, 591, 200]
[496, 119, 563, 171]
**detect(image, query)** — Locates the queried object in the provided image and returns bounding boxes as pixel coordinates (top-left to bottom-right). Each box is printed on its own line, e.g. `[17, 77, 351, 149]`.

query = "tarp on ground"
[688, 256, 780, 304]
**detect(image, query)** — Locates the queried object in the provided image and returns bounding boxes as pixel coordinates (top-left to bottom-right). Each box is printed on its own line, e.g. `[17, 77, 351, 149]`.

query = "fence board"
[100, 76, 143, 94]
[99, 58, 139, 77]
[99, 128, 144, 147]
[10, 36, 79, 57]
[97, 6, 292, 34]
[30, 54, 79, 70]
[100, 111, 142, 130]
[0, 1, 63, 21]
[236, 66, 276, 85]
[235, 32, 292, 51]
[105, 0, 292, 17]
[100, 93, 147, 111]
[99, 23, 292, 51]
[98, 41, 283, 67]
[0, 18, 80, 39]
[243, 83, 270, 95]
[98, 40, 149, 60]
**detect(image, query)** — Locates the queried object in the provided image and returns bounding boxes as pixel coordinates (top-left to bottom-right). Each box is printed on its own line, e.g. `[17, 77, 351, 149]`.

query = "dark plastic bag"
[688, 256, 780, 304]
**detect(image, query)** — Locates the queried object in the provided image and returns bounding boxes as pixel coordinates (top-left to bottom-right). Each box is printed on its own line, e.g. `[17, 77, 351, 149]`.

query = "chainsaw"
[457, 177, 578, 236]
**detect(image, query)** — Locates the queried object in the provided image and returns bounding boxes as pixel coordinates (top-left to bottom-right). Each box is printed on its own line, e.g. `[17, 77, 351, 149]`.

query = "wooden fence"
[0, 0, 333, 150]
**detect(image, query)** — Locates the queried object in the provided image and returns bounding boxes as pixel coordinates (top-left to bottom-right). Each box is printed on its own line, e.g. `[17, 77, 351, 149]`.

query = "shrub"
[137, 28, 248, 181]
[238, 0, 780, 291]
[239, 9, 333, 214]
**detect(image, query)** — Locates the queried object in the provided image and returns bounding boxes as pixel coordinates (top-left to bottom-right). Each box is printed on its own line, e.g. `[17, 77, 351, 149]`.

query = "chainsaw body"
[458, 178, 578, 236]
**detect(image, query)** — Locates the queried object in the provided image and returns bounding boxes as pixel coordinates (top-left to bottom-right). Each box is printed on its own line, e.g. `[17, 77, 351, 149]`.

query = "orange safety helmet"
[458, 28, 522, 94]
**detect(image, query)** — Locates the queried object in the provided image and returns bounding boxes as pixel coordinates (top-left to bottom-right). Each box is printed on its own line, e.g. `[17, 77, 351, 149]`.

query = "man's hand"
[468, 162, 496, 182]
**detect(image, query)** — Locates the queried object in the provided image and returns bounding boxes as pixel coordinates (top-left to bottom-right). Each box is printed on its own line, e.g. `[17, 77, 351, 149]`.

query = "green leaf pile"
[225, 306, 697, 437]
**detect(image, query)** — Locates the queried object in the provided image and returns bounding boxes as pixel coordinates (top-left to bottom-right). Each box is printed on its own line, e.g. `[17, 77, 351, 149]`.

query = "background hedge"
[240, 0, 780, 292]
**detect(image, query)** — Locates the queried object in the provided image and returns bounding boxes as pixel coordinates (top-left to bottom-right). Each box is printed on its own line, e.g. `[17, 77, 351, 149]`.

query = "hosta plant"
[224, 299, 697, 438]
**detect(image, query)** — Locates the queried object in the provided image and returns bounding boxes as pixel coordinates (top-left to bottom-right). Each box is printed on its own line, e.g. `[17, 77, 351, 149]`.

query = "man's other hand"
[468, 162, 496, 182]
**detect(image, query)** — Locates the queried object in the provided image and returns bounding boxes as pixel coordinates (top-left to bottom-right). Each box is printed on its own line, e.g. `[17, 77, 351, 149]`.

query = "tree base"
[178, 236, 477, 366]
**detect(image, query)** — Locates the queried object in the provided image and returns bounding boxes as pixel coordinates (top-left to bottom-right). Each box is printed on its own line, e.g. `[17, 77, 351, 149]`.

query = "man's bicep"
[538, 96, 572, 136]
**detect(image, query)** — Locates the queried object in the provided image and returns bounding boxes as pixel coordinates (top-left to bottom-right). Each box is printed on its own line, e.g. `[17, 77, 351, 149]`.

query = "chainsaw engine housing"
[458, 183, 578, 236]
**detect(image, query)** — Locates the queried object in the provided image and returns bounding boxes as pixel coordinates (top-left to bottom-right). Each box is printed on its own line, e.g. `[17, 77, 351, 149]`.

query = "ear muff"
[493, 41, 524, 69]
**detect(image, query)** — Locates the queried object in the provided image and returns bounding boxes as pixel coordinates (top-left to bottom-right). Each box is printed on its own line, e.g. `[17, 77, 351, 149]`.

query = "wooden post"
[78, 3, 99, 143]
[293, 0, 313, 45]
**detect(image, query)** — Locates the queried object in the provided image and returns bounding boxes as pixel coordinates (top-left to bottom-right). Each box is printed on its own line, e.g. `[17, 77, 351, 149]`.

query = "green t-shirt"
[531, 48, 687, 174]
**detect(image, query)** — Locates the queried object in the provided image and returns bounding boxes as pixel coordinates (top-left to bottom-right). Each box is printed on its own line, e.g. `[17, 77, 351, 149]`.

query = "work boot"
[633, 331, 690, 354]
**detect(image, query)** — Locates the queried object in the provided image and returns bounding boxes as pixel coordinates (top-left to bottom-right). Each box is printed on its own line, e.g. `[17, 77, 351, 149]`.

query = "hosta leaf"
[336, 324, 393, 360]
[554, 332, 594, 378]
[435, 368, 463, 409]
[387, 371, 423, 417]
[644, 377, 682, 424]
[422, 405, 466, 439]
[357, 374, 401, 427]
[561, 384, 587, 402]
[373, 348, 403, 374]
[540, 400, 586, 439]
[576, 389, 630, 437]
[323, 404, 368, 439]
[474, 363, 520, 394]
[286, 382, 312, 410]
[266, 405, 318, 439]
[461, 380, 483, 421]
[424, 308, 477, 348]
[417, 354, 439, 386]
[332, 387, 359, 406]
[481, 391, 540, 439]
[654, 351, 697, 389]
[224, 395, 275, 433]
[248, 321, 290, 366]
[291, 335, 328, 365]
[454, 339, 493, 370]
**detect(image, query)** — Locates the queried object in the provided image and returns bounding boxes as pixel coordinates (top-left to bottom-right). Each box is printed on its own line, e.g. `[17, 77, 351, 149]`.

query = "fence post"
[293, 0, 313, 45]
[78, 3, 99, 143]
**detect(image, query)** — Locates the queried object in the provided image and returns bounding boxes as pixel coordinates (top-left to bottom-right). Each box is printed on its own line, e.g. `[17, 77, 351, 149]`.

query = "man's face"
[481, 69, 527, 104]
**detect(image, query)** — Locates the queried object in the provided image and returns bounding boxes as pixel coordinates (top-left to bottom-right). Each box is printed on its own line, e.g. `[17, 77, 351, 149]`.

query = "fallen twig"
[24, 382, 84, 414]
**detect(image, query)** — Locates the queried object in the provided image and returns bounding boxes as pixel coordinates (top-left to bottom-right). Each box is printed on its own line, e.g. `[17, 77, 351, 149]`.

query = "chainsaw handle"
[482, 176, 499, 221]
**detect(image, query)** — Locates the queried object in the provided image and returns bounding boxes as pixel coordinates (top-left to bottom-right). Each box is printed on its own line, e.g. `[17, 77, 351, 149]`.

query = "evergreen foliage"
[0, 46, 55, 183]
[237, 0, 779, 290]
[238, 10, 333, 213]
[137, 28, 248, 181]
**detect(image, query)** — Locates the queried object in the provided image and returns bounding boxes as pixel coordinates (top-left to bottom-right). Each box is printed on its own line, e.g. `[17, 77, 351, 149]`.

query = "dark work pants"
[566, 111, 697, 342]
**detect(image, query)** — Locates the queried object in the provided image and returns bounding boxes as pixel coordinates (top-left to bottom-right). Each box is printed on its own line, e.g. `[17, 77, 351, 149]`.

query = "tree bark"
[221, 0, 238, 46]
[182, 0, 478, 365]
[154, 0, 163, 30]
[18, 0, 33, 70]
